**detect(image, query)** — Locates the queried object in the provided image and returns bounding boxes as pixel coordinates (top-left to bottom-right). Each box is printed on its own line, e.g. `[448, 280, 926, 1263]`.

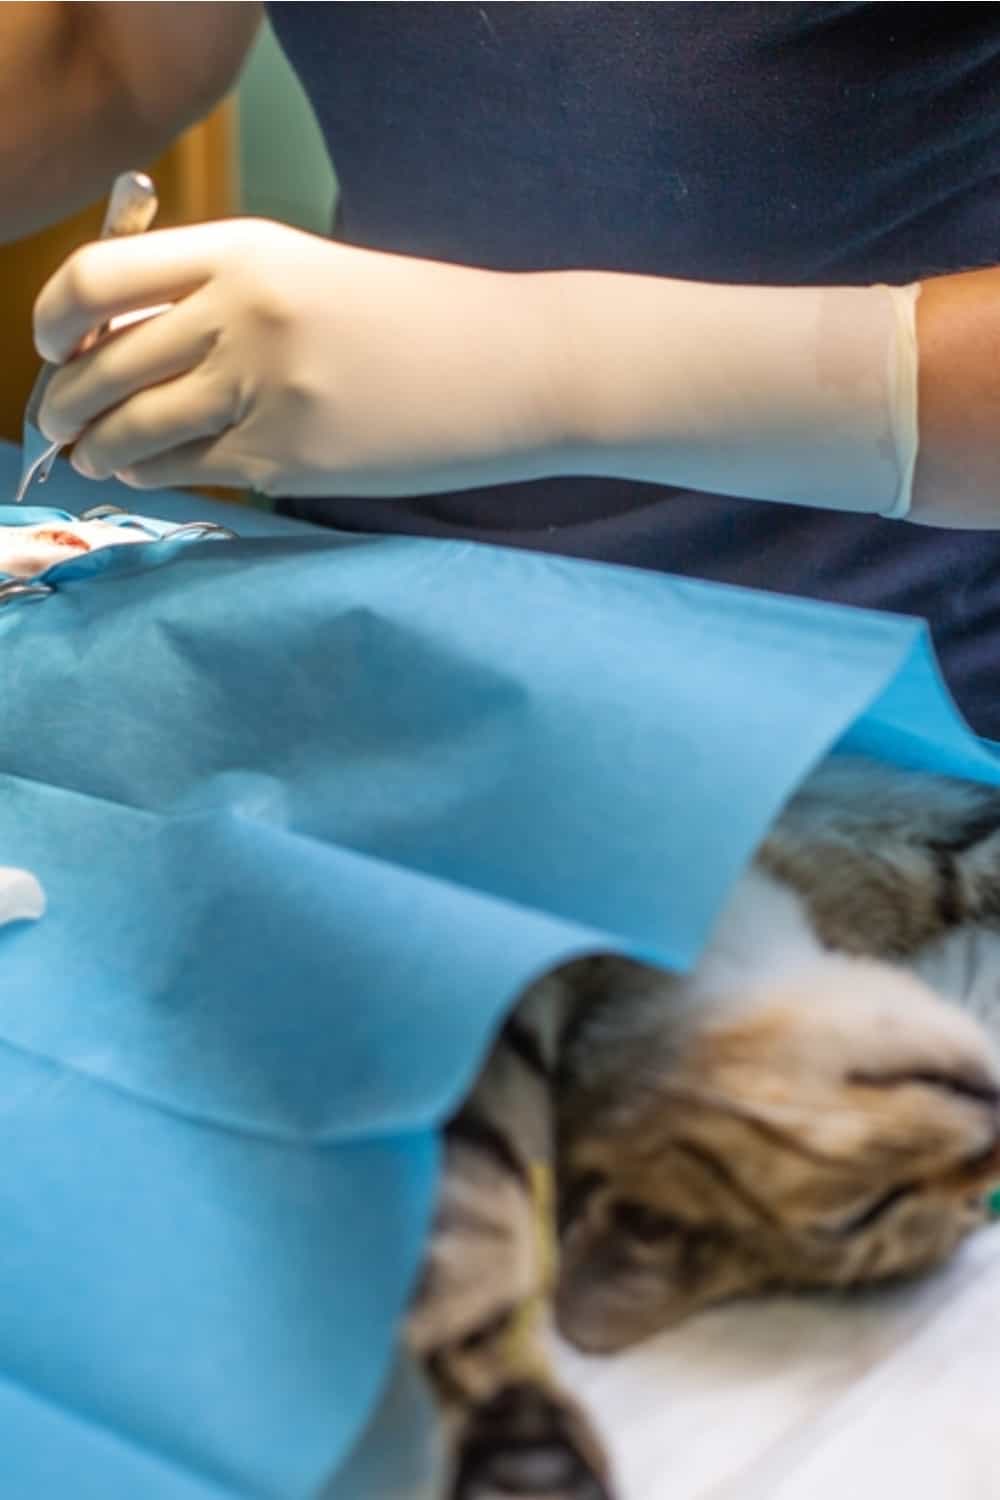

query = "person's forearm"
[910, 268, 1000, 528]
[0, 3, 258, 242]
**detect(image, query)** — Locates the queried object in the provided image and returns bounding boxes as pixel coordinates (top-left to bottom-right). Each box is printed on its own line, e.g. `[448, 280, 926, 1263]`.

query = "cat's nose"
[939, 1112, 1000, 1194]
[963, 1120, 1000, 1178]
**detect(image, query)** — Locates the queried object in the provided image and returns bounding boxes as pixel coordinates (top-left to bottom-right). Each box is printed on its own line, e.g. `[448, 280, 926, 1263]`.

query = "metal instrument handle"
[80, 171, 159, 352]
[20, 172, 160, 440]
[99, 170, 158, 240]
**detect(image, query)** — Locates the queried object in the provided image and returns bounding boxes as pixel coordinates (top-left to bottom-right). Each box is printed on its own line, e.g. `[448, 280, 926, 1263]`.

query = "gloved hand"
[33, 218, 574, 496]
[33, 215, 922, 519]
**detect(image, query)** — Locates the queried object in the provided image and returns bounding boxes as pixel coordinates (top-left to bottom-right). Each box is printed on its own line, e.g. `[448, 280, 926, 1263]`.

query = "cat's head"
[555, 954, 1000, 1353]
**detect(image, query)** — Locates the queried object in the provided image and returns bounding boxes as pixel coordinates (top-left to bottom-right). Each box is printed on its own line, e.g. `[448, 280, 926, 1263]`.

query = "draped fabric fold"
[0, 447, 996, 1496]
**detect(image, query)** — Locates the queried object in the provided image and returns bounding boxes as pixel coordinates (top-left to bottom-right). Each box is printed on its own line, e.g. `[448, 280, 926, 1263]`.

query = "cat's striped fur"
[406, 757, 1000, 1499]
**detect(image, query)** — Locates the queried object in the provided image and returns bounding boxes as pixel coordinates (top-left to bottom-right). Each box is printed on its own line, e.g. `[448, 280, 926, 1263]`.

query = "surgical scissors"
[13, 170, 159, 504]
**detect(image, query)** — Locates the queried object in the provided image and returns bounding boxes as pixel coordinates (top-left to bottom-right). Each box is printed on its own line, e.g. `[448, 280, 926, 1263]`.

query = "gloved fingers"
[71, 367, 241, 482]
[39, 292, 218, 447]
[112, 436, 258, 493]
[33, 221, 238, 363]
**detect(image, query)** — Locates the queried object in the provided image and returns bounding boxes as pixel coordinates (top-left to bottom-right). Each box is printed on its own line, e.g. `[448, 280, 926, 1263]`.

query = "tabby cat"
[406, 756, 1000, 1500]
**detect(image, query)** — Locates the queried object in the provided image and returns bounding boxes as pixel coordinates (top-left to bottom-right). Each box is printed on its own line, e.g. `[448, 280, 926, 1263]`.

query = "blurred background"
[0, 15, 333, 459]
[237, 15, 335, 236]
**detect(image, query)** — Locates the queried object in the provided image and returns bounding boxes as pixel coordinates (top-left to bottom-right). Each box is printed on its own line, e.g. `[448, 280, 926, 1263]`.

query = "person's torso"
[267, 1, 1000, 736]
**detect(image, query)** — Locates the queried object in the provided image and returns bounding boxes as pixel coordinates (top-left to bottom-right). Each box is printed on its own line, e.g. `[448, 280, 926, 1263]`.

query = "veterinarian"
[5, 4, 1000, 725]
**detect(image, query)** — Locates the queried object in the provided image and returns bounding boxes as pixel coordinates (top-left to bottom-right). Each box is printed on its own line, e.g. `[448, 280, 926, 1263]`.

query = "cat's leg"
[407, 1002, 612, 1500]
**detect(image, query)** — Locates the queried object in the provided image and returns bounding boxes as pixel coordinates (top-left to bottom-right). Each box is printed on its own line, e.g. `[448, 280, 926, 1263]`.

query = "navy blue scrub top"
[268, 2, 1000, 737]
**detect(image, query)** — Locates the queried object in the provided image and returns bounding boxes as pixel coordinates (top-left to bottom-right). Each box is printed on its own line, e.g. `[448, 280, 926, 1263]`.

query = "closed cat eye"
[849, 1068, 1000, 1107]
[611, 1199, 684, 1242]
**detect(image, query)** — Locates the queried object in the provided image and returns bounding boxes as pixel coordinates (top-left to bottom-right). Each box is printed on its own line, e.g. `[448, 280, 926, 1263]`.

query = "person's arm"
[0, 2, 260, 241]
[910, 269, 1000, 528]
[30, 221, 925, 511]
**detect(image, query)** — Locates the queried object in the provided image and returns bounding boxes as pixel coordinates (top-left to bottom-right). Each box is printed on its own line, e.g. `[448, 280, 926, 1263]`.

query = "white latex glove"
[34, 216, 920, 516]
[33, 219, 572, 498]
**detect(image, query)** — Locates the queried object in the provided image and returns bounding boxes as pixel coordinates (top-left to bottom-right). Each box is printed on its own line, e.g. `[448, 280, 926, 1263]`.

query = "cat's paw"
[450, 1382, 612, 1500]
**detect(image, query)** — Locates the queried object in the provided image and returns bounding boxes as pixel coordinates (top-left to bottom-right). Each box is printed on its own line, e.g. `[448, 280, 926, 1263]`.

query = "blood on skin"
[31, 528, 91, 552]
